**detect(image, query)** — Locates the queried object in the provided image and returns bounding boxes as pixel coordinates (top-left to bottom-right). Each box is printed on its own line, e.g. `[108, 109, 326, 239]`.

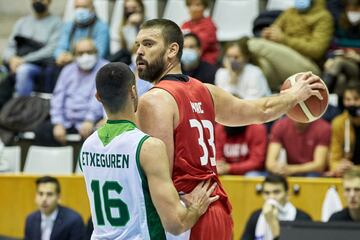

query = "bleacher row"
[0, 145, 81, 174]
[63, 0, 294, 54]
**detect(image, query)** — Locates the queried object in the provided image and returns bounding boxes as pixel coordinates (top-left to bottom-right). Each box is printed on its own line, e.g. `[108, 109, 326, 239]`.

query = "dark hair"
[344, 166, 360, 179]
[184, 32, 201, 48]
[185, 0, 209, 8]
[96, 62, 135, 114]
[339, 0, 360, 30]
[344, 81, 360, 96]
[263, 173, 289, 192]
[36, 176, 61, 194]
[140, 19, 184, 60]
[224, 37, 259, 66]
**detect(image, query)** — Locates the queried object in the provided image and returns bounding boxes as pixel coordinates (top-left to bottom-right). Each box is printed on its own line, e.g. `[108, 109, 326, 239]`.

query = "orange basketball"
[280, 73, 329, 123]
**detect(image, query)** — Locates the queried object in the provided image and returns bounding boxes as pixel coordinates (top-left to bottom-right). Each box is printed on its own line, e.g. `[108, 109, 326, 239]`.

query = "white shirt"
[215, 63, 271, 99]
[41, 208, 58, 240]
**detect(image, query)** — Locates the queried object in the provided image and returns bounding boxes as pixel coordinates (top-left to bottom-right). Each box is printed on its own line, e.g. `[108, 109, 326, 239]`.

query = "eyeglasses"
[75, 50, 97, 56]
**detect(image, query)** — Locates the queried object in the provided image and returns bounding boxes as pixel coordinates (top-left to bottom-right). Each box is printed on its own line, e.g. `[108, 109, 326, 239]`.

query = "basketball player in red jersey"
[134, 19, 324, 240]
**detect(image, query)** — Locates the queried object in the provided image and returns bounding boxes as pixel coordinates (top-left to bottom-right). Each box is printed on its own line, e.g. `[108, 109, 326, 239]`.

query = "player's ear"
[95, 92, 102, 102]
[167, 42, 179, 59]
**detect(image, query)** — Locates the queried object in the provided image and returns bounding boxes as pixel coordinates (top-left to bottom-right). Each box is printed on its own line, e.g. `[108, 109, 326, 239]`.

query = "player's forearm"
[253, 93, 297, 123]
[165, 205, 200, 235]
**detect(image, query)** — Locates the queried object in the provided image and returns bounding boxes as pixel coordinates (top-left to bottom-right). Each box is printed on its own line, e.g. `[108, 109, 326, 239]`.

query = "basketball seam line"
[289, 74, 316, 122]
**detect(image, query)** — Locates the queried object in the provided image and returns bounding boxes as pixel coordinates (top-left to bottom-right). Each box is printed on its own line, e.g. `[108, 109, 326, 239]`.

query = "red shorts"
[190, 201, 233, 240]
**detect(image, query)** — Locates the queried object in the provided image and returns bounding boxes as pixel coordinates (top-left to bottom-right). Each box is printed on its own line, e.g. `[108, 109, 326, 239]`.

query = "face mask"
[230, 60, 243, 72]
[181, 48, 199, 66]
[346, 105, 360, 117]
[347, 11, 360, 25]
[76, 54, 97, 71]
[75, 8, 95, 24]
[294, 0, 312, 11]
[32, 2, 47, 14]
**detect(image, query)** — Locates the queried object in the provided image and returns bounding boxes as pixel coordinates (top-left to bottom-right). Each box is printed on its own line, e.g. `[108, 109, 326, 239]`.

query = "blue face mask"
[181, 48, 199, 66]
[75, 8, 95, 24]
[294, 0, 312, 11]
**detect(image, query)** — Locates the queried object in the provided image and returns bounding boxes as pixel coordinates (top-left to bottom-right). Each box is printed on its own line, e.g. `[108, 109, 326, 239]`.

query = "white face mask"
[347, 11, 360, 24]
[76, 54, 97, 71]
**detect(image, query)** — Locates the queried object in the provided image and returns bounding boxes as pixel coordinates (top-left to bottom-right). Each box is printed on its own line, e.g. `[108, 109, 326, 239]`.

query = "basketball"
[281, 73, 329, 123]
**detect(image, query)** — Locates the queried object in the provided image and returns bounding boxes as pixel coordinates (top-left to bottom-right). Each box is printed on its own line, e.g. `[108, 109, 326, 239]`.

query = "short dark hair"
[263, 173, 289, 192]
[36, 176, 61, 194]
[140, 19, 184, 61]
[184, 32, 201, 48]
[344, 81, 360, 96]
[96, 62, 135, 114]
[185, 0, 209, 8]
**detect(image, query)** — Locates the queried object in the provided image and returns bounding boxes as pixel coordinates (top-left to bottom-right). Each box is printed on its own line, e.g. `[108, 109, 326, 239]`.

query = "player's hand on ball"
[181, 180, 219, 216]
[282, 72, 325, 103]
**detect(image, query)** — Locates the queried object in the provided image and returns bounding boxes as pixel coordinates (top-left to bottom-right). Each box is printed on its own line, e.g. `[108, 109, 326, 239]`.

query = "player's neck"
[106, 111, 135, 124]
[154, 62, 182, 84]
[349, 208, 360, 221]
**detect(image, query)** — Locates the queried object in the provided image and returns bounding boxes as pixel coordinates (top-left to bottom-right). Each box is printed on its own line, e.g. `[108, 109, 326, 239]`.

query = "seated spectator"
[2, 0, 62, 96]
[323, 0, 360, 94]
[109, 0, 145, 65]
[329, 82, 360, 177]
[241, 174, 311, 240]
[55, 0, 109, 66]
[329, 167, 360, 221]
[266, 117, 331, 177]
[34, 39, 107, 146]
[181, 0, 220, 65]
[181, 32, 217, 84]
[248, 0, 333, 92]
[215, 124, 267, 176]
[24, 176, 85, 240]
[215, 38, 271, 99]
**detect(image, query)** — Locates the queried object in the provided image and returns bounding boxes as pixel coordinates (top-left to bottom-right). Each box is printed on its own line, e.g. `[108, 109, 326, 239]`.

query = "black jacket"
[24, 205, 85, 240]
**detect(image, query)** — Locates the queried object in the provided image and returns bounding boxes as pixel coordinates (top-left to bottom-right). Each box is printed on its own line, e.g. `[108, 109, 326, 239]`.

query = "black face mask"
[32, 2, 47, 14]
[346, 105, 360, 117]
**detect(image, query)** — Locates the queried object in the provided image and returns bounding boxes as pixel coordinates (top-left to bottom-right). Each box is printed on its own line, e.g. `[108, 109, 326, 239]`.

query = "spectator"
[2, 0, 62, 96]
[24, 176, 85, 240]
[181, 32, 217, 84]
[55, 0, 109, 66]
[109, 0, 145, 65]
[248, 0, 333, 92]
[266, 117, 331, 177]
[323, 0, 360, 94]
[215, 124, 267, 176]
[329, 82, 360, 177]
[34, 39, 107, 146]
[241, 174, 311, 240]
[215, 38, 271, 99]
[181, 0, 220, 65]
[329, 167, 360, 221]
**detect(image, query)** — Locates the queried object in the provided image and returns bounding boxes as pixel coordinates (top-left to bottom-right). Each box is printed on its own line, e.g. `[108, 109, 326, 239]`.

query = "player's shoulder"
[81, 131, 100, 148]
[141, 136, 165, 152]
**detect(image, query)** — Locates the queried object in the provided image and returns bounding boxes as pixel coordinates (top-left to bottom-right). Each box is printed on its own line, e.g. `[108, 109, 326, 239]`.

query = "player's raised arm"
[206, 72, 325, 126]
[139, 137, 219, 235]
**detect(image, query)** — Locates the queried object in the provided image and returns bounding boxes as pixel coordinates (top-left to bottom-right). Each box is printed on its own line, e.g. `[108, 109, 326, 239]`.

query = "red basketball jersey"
[155, 76, 231, 213]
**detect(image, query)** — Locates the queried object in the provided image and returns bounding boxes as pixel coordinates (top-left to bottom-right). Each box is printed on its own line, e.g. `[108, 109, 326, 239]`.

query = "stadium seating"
[23, 146, 73, 174]
[212, 0, 259, 41]
[1, 146, 21, 173]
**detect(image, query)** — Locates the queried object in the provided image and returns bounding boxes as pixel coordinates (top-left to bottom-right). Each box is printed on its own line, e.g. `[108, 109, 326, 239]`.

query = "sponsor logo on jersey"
[190, 101, 204, 114]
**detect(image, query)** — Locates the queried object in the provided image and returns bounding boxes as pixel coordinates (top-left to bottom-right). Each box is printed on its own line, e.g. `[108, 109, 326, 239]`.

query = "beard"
[137, 49, 166, 82]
